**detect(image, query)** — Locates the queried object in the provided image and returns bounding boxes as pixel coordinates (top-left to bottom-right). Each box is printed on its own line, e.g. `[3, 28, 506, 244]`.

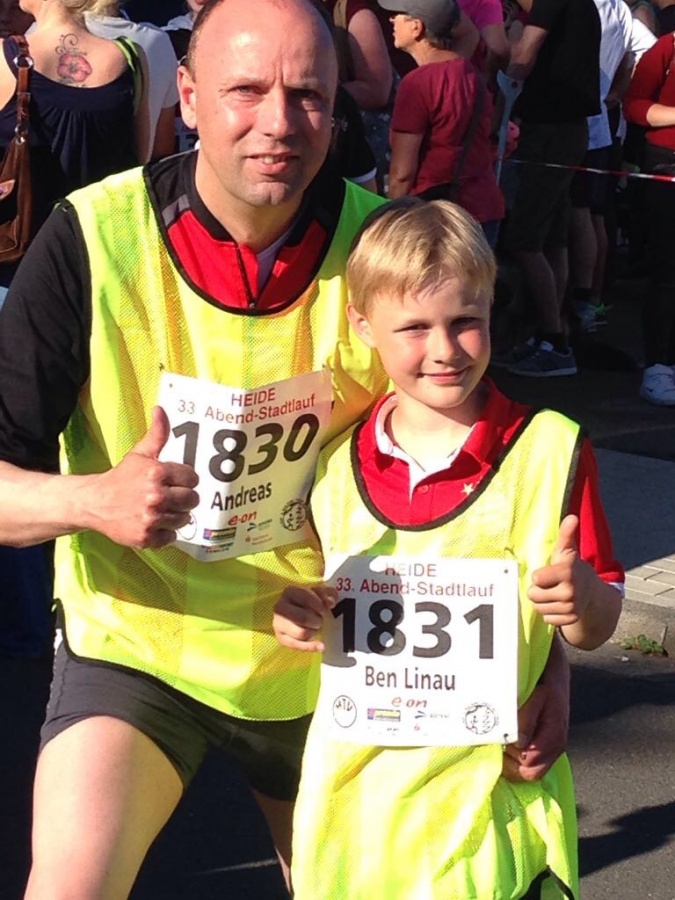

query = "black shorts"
[40, 643, 312, 800]
[570, 147, 611, 214]
[504, 120, 589, 252]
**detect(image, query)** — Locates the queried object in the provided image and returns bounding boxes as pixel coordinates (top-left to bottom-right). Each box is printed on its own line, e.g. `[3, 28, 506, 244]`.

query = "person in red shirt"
[380, 0, 505, 246]
[624, 32, 675, 404]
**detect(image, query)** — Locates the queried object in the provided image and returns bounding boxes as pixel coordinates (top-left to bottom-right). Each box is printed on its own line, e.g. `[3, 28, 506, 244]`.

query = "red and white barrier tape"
[508, 158, 675, 184]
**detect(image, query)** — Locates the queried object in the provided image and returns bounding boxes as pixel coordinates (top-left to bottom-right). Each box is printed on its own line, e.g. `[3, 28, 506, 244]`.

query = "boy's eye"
[455, 317, 480, 328]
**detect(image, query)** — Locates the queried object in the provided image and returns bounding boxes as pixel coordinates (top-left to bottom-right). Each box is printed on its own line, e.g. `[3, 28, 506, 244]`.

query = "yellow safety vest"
[292, 409, 582, 899]
[55, 167, 387, 720]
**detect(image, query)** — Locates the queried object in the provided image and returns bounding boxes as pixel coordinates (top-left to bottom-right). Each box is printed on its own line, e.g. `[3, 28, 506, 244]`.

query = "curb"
[614, 594, 675, 656]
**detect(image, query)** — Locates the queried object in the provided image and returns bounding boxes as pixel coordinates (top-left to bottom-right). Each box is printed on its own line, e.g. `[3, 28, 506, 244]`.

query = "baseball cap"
[377, 0, 460, 34]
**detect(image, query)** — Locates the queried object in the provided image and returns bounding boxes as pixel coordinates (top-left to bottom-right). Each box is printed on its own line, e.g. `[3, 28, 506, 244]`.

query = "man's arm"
[480, 22, 511, 71]
[506, 23, 547, 82]
[0, 409, 199, 549]
[502, 633, 569, 782]
[452, 10, 480, 60]
[605, 52, 635, 110]
[0, 207, 199, 549]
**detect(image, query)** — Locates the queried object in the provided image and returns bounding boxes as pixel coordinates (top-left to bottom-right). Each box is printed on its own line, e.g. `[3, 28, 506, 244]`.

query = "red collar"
[354, 379, 533, 527]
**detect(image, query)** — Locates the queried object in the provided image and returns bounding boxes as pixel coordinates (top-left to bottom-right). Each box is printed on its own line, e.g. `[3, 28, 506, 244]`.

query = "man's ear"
[347, 303, 376, 348]
[177, 65, 198, 131]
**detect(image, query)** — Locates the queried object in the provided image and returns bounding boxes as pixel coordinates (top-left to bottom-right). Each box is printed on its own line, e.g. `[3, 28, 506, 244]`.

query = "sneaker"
[592, 301, 611, 327]
[640, 364, 675, 406]
[574, 302, 598, 334]
[490, 337, 537, 369]
[508, 341, 578, 377]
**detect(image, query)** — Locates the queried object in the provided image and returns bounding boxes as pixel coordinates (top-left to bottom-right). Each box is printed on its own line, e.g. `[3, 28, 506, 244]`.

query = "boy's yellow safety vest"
[55, 168, 387, 721]
[292, 409, 582, 899]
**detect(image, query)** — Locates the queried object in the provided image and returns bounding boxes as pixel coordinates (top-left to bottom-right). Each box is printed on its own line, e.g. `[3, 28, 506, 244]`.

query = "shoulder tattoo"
[55, 33, 93, 86]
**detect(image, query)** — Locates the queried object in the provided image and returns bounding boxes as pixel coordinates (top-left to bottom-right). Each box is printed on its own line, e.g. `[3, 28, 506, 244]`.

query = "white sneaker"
[640, 364, 675, 406]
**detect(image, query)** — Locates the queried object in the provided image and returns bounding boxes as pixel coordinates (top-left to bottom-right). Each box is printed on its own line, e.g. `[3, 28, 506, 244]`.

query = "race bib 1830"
[315, 555, 519, 747]
[157, 370, 332, 561]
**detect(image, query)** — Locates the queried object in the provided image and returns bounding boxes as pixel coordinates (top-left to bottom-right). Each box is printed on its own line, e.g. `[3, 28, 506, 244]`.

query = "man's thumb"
[133, 406, 171, 459]
[552, 514, 579, 561]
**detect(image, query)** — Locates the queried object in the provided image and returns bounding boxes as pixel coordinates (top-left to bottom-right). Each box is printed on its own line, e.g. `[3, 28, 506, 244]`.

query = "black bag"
[0, 34, 33, 264]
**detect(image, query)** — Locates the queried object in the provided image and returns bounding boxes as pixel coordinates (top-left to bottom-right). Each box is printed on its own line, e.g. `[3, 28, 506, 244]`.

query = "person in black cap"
[379, 0, 504, 246]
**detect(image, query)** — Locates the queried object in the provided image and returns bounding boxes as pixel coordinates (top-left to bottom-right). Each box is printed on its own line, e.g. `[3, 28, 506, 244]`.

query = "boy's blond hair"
[346, 198, 497, 315]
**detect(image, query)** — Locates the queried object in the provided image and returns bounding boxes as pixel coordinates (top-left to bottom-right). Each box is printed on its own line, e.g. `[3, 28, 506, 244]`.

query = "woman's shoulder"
[22, 27, 132, 86]
[345, 0, 380, 22]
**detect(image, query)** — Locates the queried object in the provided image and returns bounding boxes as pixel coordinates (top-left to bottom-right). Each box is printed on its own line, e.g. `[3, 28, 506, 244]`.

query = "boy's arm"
[273, 585, 337, 652]
[529, 514, 622, 650]
[529, 438, 623, 650]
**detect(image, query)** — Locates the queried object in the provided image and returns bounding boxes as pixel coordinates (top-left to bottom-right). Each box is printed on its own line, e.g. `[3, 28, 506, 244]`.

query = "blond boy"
[274, 199, 623, 899]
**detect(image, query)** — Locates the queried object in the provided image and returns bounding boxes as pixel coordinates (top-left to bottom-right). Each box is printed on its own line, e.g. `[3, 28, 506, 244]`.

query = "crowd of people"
[0, 0, 668, 895]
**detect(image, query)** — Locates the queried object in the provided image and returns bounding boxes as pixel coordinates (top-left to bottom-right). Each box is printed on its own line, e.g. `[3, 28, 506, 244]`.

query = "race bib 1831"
[315, 555, 519, 747]
[157, 370, 332, 561]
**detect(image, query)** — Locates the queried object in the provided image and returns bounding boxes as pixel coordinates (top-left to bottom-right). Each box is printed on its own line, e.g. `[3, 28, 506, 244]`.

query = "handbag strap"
[449, 75, 486, 191]
[11, 34, 33, 144]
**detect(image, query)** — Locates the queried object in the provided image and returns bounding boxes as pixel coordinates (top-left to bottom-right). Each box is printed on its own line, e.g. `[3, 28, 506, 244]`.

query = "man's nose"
[258, 88, 294, 138]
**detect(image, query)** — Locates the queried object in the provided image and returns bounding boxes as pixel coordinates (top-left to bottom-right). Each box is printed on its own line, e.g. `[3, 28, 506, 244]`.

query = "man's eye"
[292, 89, 325, 107]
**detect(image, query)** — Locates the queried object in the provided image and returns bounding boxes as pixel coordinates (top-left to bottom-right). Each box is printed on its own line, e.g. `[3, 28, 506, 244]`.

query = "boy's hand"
[528, 515, 594, 627]
[273, 585, 337, 652]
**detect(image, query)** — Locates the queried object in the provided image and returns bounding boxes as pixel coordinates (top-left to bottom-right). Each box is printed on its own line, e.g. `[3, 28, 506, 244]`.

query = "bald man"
[0, 0, 385, 895]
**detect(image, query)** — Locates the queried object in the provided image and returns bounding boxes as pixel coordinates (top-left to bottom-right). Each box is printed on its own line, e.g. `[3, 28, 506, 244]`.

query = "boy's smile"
[348, 276, 491, 430]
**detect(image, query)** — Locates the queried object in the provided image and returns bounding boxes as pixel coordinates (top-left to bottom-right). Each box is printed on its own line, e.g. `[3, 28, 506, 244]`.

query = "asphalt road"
[1, 641, 674, 899]
[570, 643, 675, 900]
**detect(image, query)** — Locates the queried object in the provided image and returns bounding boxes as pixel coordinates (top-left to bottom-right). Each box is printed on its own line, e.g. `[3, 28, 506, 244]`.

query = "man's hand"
[502, 635, 570, 782]
[273, 584, 337, 652]
[80, 406, 200, 549]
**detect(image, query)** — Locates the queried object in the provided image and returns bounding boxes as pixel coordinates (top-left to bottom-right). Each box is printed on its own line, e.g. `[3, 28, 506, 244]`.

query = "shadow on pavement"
[578, 800, 675, 878]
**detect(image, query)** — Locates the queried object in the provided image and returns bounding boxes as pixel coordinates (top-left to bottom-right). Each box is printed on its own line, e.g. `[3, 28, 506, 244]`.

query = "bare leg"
[591, 213, 608, 300]
[568, 207, 596, 291]
[25, 717, 183, 900]
[514, 250, 562, 333]
[252, 789, 294, 894]
[545, 245, 569, 310]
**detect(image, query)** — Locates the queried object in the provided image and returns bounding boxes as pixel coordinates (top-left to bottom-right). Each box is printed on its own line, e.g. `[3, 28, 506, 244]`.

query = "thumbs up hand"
[528, 515, 594, 628]
[79, 406, 200, 549]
